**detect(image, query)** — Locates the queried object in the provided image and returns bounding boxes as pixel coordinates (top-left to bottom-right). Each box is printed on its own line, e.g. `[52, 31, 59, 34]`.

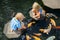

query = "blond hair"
[32, 2, 40, 10]
[15, 12, 25, 20]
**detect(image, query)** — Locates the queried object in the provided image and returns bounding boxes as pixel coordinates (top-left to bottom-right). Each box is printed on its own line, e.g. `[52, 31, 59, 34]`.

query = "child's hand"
[39, 29, 44, 32]
[33, 33, 42, 36]
[39, 29, 49, 34]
